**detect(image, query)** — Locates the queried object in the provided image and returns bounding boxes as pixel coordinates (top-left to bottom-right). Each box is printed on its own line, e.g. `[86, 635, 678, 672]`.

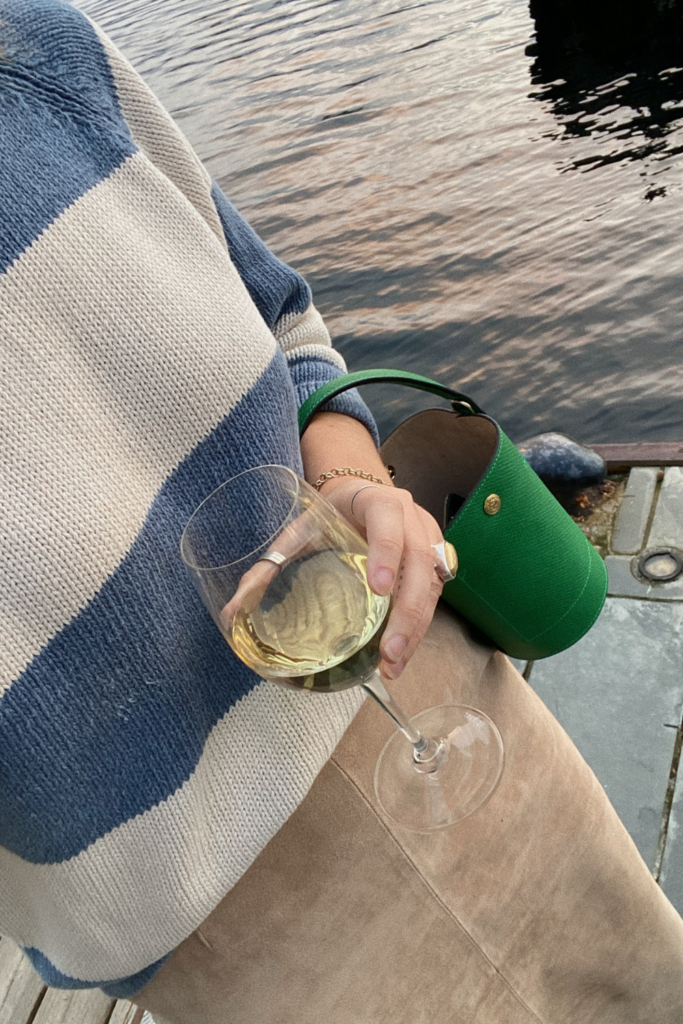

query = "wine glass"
[180, 465, 503, 831]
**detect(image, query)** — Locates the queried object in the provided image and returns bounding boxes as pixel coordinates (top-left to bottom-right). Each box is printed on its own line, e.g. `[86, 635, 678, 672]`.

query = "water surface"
[78, 0, 683, 442]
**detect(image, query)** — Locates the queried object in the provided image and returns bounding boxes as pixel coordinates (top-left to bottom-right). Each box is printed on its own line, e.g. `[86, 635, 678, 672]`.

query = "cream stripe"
[90, 20, 227, 248]
[286, 343, 348, 371]
[0, 680, 364, 981]
[274, 305, 333, 353]
[0, 153, 277, 693]
[95, 20, 338, 370]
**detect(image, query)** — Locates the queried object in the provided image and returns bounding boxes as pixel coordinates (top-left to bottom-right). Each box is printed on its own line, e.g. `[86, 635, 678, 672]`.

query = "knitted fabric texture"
[0, 0, 377, 996]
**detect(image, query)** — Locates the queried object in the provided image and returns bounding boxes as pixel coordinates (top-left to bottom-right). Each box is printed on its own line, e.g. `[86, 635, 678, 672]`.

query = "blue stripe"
[24, 946, 169, 997]
[211, 181, 311, 328]
[0, 0, 135, 274]
[0, 354, 303, 864]
[210, 186, 380, 443]
[288, 351, 380, 446]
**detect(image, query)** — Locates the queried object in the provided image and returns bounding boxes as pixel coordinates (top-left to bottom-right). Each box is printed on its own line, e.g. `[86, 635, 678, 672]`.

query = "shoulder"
[0, 0, 121, 121]
[0, 0, 137, 275]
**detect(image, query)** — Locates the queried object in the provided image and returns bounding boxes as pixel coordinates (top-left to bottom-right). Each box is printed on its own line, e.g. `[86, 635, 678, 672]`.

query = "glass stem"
[362, 670, 445, 769]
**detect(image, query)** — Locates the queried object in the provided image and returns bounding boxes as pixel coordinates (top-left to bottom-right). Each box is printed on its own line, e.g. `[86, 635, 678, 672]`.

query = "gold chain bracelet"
[314, 467, 387, 491]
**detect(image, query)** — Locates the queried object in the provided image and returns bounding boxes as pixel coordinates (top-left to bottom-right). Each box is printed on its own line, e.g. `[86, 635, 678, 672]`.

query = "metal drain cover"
[637, 548, 683, 583]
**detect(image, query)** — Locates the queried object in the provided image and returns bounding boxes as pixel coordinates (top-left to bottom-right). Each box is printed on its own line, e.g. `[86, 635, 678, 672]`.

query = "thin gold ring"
[350, 483, 382, 518]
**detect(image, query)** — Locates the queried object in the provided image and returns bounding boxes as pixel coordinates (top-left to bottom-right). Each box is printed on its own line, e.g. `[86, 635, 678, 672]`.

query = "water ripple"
[77, 0, 683, 442]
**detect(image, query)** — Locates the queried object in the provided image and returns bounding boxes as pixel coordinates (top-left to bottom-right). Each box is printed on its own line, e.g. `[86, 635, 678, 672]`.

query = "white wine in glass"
[231, 550, 389, 691]
[181, 465, 503, 832]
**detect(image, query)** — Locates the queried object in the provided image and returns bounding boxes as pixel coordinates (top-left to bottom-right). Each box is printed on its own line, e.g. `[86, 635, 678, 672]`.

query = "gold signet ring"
[432, 540, 458, 583]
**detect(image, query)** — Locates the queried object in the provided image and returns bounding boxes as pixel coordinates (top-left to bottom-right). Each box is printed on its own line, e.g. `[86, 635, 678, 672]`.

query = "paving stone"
[648, 466, 683, 550]
[611, 467, 657, 555]
[527, 597, 683, 868]
[606, 555, 683, 601]
[660, 774, 683, 916]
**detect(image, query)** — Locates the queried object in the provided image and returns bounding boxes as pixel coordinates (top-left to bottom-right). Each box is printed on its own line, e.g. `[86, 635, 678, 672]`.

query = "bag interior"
[380, 410, 499, 529]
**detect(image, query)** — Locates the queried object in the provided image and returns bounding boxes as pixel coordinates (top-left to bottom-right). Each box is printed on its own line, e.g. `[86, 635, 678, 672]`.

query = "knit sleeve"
[86, 14, 379, 443]
[209, 184, 380, 445]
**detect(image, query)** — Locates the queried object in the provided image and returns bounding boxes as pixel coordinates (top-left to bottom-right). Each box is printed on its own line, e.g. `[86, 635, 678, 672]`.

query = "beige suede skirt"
[135, 606, 683, 1024]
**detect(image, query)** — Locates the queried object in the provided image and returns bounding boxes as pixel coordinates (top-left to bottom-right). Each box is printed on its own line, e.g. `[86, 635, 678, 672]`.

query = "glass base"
[374, 704, 504, 832]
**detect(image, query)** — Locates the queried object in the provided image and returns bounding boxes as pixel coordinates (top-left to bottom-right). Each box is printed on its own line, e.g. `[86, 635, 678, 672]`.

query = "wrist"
[299, 411, 390, 492]
[313, 466, 391, 492]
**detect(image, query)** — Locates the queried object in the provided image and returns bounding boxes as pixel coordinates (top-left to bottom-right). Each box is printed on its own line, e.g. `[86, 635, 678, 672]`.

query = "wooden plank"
[31, 987, 113, 1024]
[0, 938, 45, 1024]
[592, 442, 683, 470]
[108, 1001, 144, 1024]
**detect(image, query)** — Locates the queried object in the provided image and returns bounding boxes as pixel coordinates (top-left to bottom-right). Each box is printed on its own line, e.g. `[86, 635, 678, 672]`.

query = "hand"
[220, 510, 323, 629]
[321, 477, 444, 679]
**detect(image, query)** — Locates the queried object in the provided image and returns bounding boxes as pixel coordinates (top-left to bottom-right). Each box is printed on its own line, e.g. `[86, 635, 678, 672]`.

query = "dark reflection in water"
[529, 0, 683, 181]
[76, 0, 683, 444]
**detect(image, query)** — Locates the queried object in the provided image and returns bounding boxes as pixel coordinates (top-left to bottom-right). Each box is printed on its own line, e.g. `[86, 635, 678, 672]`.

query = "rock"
[517, 432, 606, 486]
[517, 433, 607, 514]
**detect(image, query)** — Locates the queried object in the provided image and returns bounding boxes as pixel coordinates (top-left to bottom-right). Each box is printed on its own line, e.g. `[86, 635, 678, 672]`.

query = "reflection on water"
[77, 0, 683, 443]
[529, 0, 683, 179]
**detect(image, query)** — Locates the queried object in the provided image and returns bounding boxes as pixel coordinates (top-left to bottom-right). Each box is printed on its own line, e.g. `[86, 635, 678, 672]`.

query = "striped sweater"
[0, 0, 377, 996]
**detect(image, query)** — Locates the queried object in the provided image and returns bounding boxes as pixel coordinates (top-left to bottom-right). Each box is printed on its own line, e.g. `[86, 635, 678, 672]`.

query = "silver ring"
[257, 551, 288, 570]
[350, 483, 382, 519]
[432, 540, 458, 583]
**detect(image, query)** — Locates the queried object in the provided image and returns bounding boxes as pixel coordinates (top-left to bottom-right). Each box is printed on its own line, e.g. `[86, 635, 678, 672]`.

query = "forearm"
[300, 412, 392, 493]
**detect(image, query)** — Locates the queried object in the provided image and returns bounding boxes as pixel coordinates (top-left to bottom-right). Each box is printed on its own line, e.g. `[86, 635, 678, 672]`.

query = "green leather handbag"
[298, 369, 607, 661]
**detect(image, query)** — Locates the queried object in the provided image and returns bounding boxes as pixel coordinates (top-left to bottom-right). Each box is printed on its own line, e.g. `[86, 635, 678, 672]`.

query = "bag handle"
[298, 368, 484, 436]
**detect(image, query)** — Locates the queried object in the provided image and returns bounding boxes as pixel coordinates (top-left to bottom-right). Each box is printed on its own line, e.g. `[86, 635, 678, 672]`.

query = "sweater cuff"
[287, 352, 380, 448]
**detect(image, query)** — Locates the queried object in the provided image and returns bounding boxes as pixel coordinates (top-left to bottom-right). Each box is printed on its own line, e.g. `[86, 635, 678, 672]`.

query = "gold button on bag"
[484, 494, 501, 515]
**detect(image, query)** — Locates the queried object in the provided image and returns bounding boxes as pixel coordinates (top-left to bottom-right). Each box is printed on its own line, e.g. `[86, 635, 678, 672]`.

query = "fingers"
[350, 484, 444, 678]
[322, 478, 400, 595]
[221, 510, 326, 629]
[220, 561, 279, 630]
[380, 563, 443, 679]
[359, 490, 405, 596]
[379, 504, 444, 678]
